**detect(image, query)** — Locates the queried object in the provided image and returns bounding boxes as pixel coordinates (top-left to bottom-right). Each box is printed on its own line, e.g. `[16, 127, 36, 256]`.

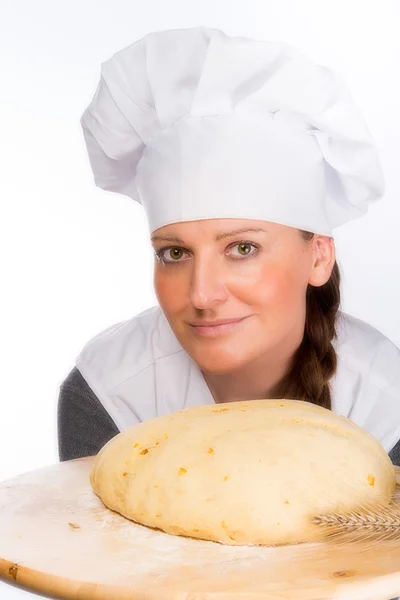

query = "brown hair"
[276, 230, 341, 410]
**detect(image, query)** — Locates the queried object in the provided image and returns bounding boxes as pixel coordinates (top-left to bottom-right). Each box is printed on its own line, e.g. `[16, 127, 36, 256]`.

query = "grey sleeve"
[389, 438, 400, 467]
[57, 367, 120, 462]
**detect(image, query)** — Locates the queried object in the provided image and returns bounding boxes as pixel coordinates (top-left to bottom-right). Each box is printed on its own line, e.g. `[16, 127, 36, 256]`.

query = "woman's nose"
[188, 254, 228, 309]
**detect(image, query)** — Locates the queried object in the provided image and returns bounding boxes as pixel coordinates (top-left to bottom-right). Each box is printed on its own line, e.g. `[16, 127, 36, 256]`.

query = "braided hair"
[276, 230, 341, 410]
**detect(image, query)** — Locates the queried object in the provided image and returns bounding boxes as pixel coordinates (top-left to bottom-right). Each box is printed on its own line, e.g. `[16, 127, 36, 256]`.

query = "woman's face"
[151, 218, 335, 373]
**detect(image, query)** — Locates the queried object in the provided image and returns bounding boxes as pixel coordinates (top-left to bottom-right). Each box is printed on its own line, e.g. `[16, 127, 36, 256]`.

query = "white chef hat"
[80, 26, 385, 236]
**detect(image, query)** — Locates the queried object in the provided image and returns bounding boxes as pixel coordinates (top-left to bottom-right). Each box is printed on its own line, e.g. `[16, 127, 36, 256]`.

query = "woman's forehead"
[151, 218, 291, 243]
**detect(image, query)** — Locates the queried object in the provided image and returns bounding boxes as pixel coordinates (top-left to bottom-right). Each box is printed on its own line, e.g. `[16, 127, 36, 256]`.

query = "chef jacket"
[74, 305, 400, 454]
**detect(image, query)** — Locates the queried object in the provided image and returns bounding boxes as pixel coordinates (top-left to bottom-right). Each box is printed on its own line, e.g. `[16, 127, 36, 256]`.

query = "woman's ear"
[308, 236, 336, 287]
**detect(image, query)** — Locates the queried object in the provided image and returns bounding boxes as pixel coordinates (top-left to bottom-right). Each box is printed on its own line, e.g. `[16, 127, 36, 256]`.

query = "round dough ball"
[90, 399, 396, 546]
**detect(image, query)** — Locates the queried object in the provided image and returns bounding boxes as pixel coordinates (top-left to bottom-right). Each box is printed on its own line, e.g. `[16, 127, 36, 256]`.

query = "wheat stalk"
[311, 503, 400, 543]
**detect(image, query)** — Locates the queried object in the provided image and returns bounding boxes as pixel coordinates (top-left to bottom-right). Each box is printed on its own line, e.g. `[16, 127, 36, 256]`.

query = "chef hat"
[80, 26, 385, 236]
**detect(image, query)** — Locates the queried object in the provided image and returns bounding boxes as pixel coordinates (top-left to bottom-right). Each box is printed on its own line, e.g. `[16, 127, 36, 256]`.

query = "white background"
[1, 0, 400, 597]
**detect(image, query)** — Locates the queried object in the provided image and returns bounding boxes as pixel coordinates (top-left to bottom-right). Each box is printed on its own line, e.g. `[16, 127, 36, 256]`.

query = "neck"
[201, 328, 304, 404]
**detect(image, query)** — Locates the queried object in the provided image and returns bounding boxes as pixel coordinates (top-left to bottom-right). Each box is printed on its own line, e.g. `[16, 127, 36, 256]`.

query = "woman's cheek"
[154, 274, 181, 310]
[257, 275, 305, 335]
[247, 265, 295, 307]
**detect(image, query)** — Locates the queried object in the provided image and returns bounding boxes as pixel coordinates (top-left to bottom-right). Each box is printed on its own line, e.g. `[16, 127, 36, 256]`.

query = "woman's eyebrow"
[151, 227, 267, 244]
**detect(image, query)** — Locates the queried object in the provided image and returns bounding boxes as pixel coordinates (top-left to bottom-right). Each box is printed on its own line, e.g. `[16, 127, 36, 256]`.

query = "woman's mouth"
[189, 317, 249, 337]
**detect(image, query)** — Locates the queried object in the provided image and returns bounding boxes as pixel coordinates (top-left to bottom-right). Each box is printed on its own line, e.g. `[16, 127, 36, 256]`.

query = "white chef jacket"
[75, 305, 400, 453]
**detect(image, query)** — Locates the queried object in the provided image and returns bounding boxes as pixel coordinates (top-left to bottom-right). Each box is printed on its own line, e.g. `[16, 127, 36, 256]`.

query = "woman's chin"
[188, 348, 248, 374]
[171, 325, 256, 373]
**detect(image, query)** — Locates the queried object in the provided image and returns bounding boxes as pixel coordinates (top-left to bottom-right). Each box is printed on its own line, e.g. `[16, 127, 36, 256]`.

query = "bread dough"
[90, 399, 396, 546]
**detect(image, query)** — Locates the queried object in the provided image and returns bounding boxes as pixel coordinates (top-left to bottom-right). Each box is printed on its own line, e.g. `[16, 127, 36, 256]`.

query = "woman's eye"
[155, 242, 259, 264]
[230, 243, 257, 258]
[156, 248, 188, 263]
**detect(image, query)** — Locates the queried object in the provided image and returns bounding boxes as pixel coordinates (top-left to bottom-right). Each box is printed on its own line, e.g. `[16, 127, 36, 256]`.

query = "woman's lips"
[189, 317, 248, 337]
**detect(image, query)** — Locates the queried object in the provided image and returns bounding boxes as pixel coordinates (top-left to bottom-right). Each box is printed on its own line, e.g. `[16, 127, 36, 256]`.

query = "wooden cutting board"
[1, 457, 400, 600]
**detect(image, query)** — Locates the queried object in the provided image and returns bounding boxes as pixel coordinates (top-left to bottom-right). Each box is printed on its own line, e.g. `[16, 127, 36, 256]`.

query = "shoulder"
[76, 304, 184, 383]
[334, 310, 400, 393]
[74, 305, 190, 428]
[333, 311, 400, 452]
[335, 310, 395, 355]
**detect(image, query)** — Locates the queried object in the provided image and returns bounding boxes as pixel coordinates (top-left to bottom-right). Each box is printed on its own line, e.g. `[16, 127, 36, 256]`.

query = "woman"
[58, 26, 400, 467]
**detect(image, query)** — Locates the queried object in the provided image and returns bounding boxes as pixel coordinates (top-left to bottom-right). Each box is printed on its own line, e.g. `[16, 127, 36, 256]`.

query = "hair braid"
[277, 231, 341, 410]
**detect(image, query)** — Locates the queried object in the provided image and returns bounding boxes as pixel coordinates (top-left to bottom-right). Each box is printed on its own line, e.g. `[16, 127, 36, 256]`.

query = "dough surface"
[90, 399, 396, 545]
